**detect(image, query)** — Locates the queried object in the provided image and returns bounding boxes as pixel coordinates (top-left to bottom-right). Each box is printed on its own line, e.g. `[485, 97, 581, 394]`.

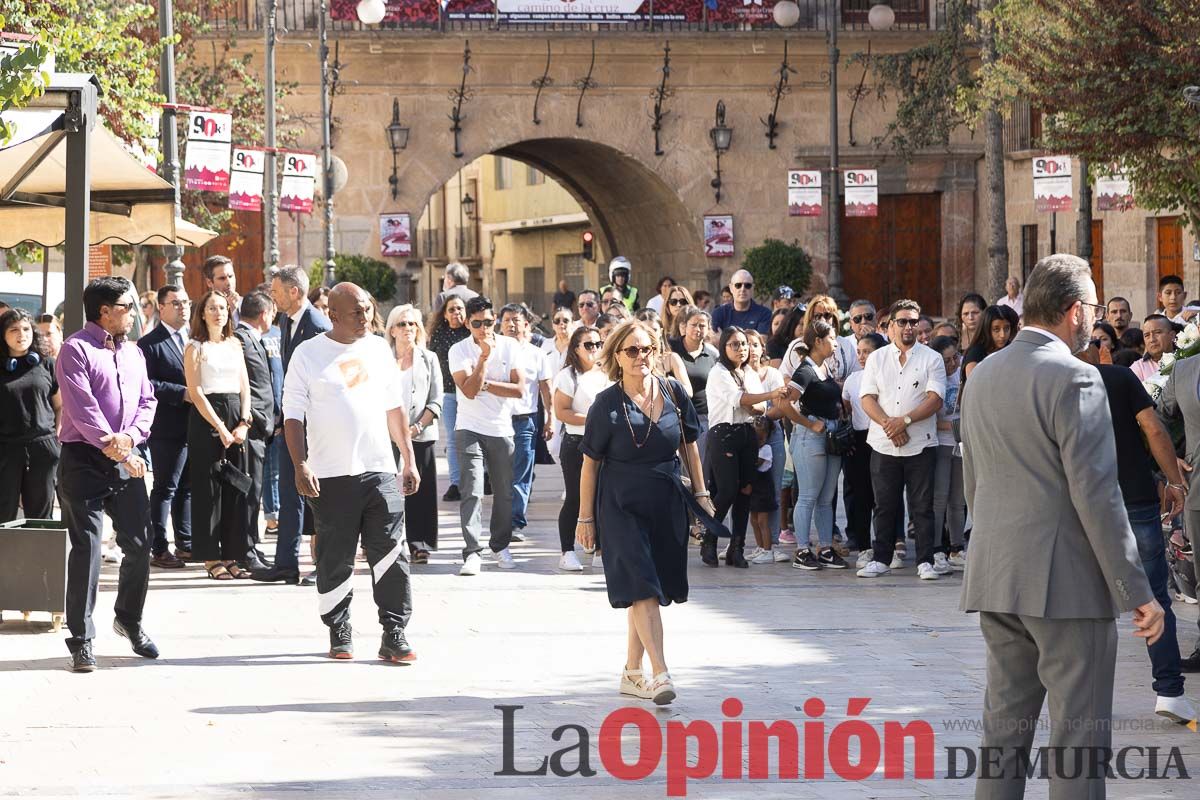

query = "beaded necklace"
[621, 377, 658, 449]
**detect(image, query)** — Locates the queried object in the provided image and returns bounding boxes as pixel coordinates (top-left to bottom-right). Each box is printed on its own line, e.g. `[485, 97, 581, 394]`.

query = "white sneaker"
[558, 551, 584, 572]
[510, 531, 526, 543]
[619, 668, 653, 699]
[773, 549, 791, 562]
[102, 544, 120, 564]
[856, 548, 874, 569]
[592, 553, 603, 571]
[947, 551, 967, 570]
[459, 552, 483, 576]
[493, 548, 516, 569]
[932, 553, 953, 574]
[917, 562, 940, 580]
[751, 549, 775, 565]
[856, 561, 890, 578]
[889, 551, 905, 570]
[1155, 694, 1198, 726]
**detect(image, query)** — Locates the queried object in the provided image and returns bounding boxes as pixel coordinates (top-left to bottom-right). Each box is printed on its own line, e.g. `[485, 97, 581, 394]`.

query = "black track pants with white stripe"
[309, 471, 412, 631]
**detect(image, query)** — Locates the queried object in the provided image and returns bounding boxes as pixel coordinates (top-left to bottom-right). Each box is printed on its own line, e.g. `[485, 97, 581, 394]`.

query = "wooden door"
[1088, 219, 1104, 302]
[1157, 216, 1184, 283]
[842, 193, 942, 315]
[179, 208, 266, 299]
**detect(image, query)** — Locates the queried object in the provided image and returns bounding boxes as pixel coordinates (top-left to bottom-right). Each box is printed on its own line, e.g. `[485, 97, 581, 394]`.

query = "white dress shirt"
[859, 342, 946, 457]
[706, 364, 764, 427]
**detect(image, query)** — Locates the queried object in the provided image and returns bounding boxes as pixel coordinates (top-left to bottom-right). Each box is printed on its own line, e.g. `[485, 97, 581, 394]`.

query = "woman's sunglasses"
[553, 317, 571, 325]
[620, 345, 654, 358]
[668, 298, 688, 307]
[394, 320, 418, 328]
[580, 341, 602, 351]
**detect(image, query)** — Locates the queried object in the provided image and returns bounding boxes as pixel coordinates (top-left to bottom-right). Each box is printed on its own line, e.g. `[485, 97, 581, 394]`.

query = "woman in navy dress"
[577, 321, 718, 706]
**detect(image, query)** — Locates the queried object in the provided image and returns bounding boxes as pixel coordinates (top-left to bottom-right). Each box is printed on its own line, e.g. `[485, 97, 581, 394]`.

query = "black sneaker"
[71, 641, 97, 673]
[791, 549, 821, 571]
[818, 547, 848, 569]
[379, 629, 416, 663]
[442, 485, 461, 502]
[328, 622, 353, 660]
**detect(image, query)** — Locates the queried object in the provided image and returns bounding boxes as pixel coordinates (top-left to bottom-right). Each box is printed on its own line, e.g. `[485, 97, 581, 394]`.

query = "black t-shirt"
[668, 337, 718, 417]
[552, 290, 576, 311]
[1097, 365, 1157, 507]
[790, 359, 841, 420]
[961, 343, 987, 379]
[0, 356, 58, 442]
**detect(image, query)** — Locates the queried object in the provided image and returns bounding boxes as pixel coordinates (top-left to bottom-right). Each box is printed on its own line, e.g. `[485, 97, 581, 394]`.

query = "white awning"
[0, 108, 217, 248]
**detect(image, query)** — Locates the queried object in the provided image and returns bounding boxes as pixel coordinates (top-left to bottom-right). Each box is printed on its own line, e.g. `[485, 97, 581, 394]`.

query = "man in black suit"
[234, 290, 278, 572]
[137, 284, 192, 569]
[252, 265, 332, 583]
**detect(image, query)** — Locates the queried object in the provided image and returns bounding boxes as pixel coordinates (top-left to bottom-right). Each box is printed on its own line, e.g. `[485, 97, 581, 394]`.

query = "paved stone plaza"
[1, 453, 1197, 799]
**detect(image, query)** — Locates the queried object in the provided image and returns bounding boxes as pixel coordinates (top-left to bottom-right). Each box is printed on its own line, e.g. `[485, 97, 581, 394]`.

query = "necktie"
[174, 331, 185, 355]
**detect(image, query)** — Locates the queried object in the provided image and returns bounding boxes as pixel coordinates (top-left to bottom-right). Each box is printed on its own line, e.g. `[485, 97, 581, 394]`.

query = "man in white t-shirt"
[282, 283, 421, 663]
[449, 296, 526, 575]
[500, 304, 554, 539]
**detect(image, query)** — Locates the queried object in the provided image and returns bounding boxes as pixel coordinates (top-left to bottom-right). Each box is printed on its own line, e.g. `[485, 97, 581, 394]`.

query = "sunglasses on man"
[469, 318, 495, 329]
[732, 282, 753, 290]
[851, 312, 875, 324]
[892, 318, 921, 328]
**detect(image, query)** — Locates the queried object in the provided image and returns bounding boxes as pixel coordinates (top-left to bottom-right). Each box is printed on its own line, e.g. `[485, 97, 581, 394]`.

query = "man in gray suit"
[432, 262, 477, 314]
[960, 254, 1164, 799]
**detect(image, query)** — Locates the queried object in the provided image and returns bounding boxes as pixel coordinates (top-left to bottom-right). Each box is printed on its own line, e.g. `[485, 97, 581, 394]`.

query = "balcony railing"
[201, 1, 967, 34]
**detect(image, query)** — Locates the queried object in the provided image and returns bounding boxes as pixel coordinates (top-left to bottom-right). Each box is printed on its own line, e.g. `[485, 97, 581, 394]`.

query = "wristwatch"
[902, 415, 913, 427]
[480, 380, 490, 394]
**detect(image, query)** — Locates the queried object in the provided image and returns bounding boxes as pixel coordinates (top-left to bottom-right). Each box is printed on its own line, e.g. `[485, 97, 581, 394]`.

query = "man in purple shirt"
[56, 277, 160, 672]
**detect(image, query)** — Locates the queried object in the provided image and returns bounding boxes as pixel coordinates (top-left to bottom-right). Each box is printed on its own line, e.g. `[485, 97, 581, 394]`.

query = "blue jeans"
[443, 393, 461, 486]
[1126, 502, 1183, 697]
[766, 425, 786, 544]
[790, 418, 842, 550]
[262, 434, 282, 521]
[511, 414, 537, 530]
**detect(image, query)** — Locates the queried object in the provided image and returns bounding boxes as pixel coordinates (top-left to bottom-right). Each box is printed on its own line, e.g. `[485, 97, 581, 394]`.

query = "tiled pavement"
[1, 451, 1198, 798]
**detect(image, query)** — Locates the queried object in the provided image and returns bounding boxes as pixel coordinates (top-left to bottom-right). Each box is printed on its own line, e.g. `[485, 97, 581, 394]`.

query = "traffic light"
[582, 230, 594, 261]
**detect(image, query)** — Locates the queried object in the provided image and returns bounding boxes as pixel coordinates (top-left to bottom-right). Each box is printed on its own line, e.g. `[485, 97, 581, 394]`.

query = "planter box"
[0, 518, 68, 631]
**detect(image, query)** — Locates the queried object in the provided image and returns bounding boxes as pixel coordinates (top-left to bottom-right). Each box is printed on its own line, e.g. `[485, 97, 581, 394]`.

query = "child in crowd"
[747, 415, 780, 564]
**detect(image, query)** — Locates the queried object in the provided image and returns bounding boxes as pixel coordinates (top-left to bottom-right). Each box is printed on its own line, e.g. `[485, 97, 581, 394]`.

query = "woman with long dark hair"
[427, 295, 470, 500]
[553, 324, 609, 571]
[956, 292, 987, 352]
[661, 284, 695, 340]
[0, 308, 60, 522]
[766, 304, 806, 368]
[744, 329, 789, 563]
[701, 326, 790, 568]
[961, 304, 1016, 381]
[184, 291, 253, 580]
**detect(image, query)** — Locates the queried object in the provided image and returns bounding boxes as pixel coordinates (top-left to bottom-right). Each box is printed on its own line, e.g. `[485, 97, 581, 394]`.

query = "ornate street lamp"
[461, 192, 476, 220]
[386, 99, 409, 200]
[709, 100, 733, 204]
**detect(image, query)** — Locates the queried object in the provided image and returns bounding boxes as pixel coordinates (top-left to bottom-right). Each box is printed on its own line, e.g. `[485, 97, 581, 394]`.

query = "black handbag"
[824, 421, 855, 456]
[211, 448, 252, 495]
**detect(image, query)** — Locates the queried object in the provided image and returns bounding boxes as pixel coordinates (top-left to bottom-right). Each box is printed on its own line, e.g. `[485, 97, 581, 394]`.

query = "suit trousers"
[976, 611, 1116, 800]
[147, 436, 191, 555]
[58, 442, 152, 648]
[870, 446, 937, 566]
[456, 428, 514, 559]
[243, 435, 267, 545]
[308, 472, 412, 631]
[0, 434, 59, 523]
[274, 433, 315, 570]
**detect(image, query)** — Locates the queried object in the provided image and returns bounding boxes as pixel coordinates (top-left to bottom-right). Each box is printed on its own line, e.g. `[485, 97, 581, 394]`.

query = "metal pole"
[64, 83, 96, 335]
[1050, 211, 1057, 254]
[158, 0, 185, 287]
[319, 0, 337, 287]
[826, 0, 846, 305]
[264, 0, 280, 279]
[1076, 156, 1093, 263]
[41, 244, 50, 315]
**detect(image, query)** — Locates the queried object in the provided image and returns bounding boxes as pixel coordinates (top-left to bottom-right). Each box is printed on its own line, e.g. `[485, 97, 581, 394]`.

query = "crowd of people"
[1, 254, 1198, 716]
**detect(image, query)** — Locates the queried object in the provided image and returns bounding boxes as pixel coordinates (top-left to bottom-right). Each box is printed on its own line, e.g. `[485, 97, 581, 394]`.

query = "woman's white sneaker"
[751, 549, 776, 565]
[932, 552, 954, 574]
[558, 551, 584, 572]
[917, 562, 940, 580]
[856, 561, 891, 578]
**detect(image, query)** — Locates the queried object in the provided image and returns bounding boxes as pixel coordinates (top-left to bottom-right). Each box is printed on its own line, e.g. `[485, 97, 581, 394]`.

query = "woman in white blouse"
[386, 304, 443, 563]
[701, 327, 789, 568]
[552, 324, 610, 572]
[184, 290, 253, 581]
[541, 307, 575, 372]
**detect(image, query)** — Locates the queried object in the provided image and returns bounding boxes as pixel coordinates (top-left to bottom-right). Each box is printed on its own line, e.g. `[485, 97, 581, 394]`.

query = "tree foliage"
[0, 24, 51, 145]
[310, 254, 398, 303]
[740, 239, 812, 299]
[984, 0, 1200, 228]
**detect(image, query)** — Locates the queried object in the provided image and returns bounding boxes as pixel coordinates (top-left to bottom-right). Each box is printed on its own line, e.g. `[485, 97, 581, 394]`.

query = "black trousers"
[147, 436, 191, 555]
[403, 440, 438, 550]
[0, 434, 59, 522]
[58, 442, 152, 648]
[557, 433, 584, 553]
[188, 394, 252, 562]
[843, 430, 875, 551]
[309, 471, 412, 631]
[870, 447, 937, 566]
[244, 435, 267, 546]
[708, 423, 756, 540]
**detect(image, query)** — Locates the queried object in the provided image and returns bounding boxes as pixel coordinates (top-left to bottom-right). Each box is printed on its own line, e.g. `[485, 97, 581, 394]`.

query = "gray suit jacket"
[403, 346, 443, 443]
[959, 328, 1152, 618]
[1158, 354, 1200, 510]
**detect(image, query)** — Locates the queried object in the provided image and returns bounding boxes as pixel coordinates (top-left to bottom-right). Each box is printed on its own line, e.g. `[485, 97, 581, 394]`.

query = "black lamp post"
[386, 99, 409, 201]
[461, 192, 476, 220]
[709, 100, 733, 204]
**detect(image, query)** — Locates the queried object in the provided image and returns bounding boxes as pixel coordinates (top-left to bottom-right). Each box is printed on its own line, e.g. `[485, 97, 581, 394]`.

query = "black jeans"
[0, 434, 59, 522]
[557, 433, 585, 553]
[58, 442, 152, 648]
[870, 447, 936, 566]
[843, 430, 874, 551]
[147, 436, 191, 555]
[708, 423, 756, 540]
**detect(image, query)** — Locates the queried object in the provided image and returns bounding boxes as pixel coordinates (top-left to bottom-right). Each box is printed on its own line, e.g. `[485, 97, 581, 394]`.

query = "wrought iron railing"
[201, 1, 966, 34]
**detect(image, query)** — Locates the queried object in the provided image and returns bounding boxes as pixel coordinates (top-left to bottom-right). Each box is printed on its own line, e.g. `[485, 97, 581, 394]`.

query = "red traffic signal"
[582, 230, 594, 261]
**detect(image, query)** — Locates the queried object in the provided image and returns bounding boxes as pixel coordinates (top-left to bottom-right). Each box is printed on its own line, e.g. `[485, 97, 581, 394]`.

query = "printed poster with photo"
[183, 110, 232, 192]
[279, 151, 316, 215]
[788, 170, 822, 217]
[380, 213, 413, 258]
[704, 215, 734, 258]
[1096, 173, 1134, 212]
[228, 147, 265, 212]
[1033, 155, 1073, 213]
[844, 169, 878, 217]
